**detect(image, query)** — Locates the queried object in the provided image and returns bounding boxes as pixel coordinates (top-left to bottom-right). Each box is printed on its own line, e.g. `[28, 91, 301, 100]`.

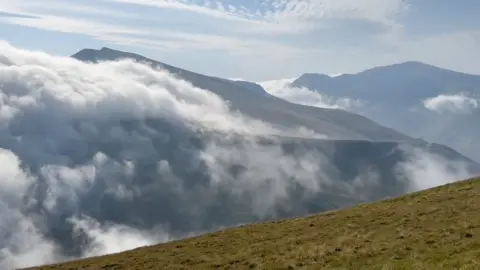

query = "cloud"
[259, 78, 363, 110]
[259, 77, 297, 90]
[3, 0, 480, 81]
[0, 148, 34, 195]
[110, 0, 409, 34]
[0, 42, 477, 269]
[110, 0, 253, 22]
[0, 40, 304, 137]
[423, 94, 479, 114]
[396, 148, 475, 192]
[0, 41, 329, 268]
[199, 137, 332, 218]
[0, 0, 409, 58]
[69, 215, 170, 258]
[0, 0, 304, 56]
[0, 148, 62, 269]
[0, 2, 284, 59]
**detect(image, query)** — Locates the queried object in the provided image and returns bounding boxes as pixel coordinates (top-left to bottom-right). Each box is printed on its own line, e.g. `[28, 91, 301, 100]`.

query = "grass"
[28, 177, 480, 270]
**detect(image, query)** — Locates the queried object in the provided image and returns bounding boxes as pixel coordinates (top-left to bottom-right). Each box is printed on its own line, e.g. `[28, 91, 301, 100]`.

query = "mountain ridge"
[71, 47, 415, 142]
[290, 59, 480, 161]
[295, 61, 480, 83]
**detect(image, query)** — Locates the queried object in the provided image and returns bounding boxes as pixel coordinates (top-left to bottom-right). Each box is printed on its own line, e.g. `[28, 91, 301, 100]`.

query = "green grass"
[28, 177, 480, 270]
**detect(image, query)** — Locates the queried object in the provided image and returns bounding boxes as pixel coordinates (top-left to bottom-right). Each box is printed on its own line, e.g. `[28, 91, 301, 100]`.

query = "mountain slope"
[292, 61, 480, 105]
[71, 47, 413, 142]
[29, 177, 480, 270]
[290, 61, 480, 161]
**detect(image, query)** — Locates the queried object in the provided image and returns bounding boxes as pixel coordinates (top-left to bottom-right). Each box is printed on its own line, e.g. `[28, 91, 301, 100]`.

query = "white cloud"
[2, 14, 146, 37]
[0, 0, 136, 19]
[0, 148, 34, 196]
[0, 40, 288, 136]
[396, 148, 475, 192]
[423, 94, 478, 114]
[111, 0, 253, 22]
[0, 209, 62, 269]
[2, 0, 480, 81]
[259, 77, 296, 90]
[0, 41, 327, 268]
[109, 0, 409, 34]
[0, 1, 307, 60]
[259, 78, 363, 110]
[200, 137, 331, 217]
[0, 0, 409, 53]
[0, 148, 62, 269]
[69, 216, 170, 258]
[0, 1, 150, 44]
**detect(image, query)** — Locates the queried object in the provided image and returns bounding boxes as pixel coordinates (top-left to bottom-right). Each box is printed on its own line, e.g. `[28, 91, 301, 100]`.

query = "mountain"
[68, 47, 480, 222]
[293, 61, 480, 106]
[72, 47, 412, 142]
[27, 177, 480, 269]
[291, 61, 480, 161]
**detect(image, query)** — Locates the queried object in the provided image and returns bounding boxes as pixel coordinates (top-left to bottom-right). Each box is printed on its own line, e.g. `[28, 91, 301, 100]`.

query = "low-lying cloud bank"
[259, 78, 363, 110]
[0, 42, 478, 269]
[423, 93, 479, 114]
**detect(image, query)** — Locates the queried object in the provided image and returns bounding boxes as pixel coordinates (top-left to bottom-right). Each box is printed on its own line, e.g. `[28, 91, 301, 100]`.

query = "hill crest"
[295, 61, 480, 83]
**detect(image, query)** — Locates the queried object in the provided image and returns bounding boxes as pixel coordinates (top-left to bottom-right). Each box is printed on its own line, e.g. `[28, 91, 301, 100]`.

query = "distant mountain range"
[73, 47, 411, 142]
[289, 61, 480, 161]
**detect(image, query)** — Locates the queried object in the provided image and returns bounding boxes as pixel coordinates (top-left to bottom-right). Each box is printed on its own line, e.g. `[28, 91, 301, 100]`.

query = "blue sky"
[1, 0, 479, 81]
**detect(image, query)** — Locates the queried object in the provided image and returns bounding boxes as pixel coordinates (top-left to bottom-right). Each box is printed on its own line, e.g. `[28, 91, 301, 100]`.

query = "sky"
[1, 0, 479, 81]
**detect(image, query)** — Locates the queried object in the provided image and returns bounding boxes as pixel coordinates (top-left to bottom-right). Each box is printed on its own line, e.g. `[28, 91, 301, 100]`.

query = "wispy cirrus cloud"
[0, 0, 306, 56]
[108, 0, 409, 34]
[0, 0, 410, 45]
[1, 0, 479, 81]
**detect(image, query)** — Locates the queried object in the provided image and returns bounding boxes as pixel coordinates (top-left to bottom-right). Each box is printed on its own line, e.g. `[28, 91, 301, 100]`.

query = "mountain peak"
[99, 47, 125, 54]
[72, 47, 152, 65]
[394, 60, 429, 66]
[359, 61, 455, 76]
[296, 72, 333, 81]
[100, 47, 114, 51]
[386, 61, 442, 70]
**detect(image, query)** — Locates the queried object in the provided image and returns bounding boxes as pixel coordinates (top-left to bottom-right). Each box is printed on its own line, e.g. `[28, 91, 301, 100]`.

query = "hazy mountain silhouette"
[291, 61, 480, 161]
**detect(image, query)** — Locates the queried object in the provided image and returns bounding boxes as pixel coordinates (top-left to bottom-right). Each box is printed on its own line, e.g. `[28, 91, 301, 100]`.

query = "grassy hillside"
[28, 177, 480, 270]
